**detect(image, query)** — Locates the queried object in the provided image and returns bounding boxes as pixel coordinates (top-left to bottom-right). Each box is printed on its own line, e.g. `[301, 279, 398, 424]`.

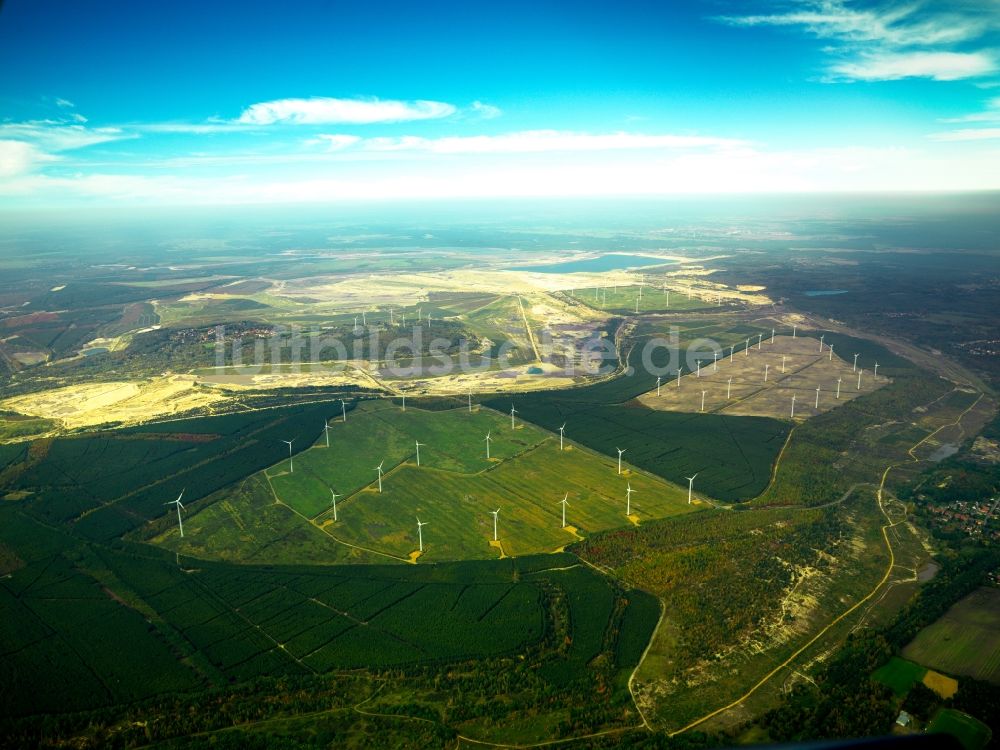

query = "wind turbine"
[362, 310, 367, 326]
[696, 359, 701, 377]
[282, 439, 295, 473]
[617, 447, 626, 475]
[416, 518, 428, 552]
[677, 366, 683, 387]
[375, 460, 384, 492]
[330, 489, 340, 521]
[745, 337, 751, 356]
[836, 377, 842, 399]
[165, 490, 186, 538]
[559, 423, 566, 450]
[340, 398, 347, 423]
[401, 393, 406, 412]
[819, 334, 825, 353]
[873, 361, 879, 379]
[764, 363, 770, 382]
[509, 404, 518, 429]
[656, 376, 661, 396]
[781, 355, 787, 374]
[853, 353, 859, 372]
[790, 394, 797, 418]
[857, 369, 863, 390]
[700, 390, 707, 412]
[490, 508, 500, 541]
[771, 328, 775, 344]
[484, 431, 492, 459]
[792, 324, 797, 338]
[685, 474, 698, 505]
[626, 484, 635, 515]
[559, 493, 569, 528]
[815, 386, 821, 409]
[354, 316, 359, 333]
[323, 420, 332, 448]
[727, 377, 732, 399]
[828, 343, 834, 361]
[415, 440, 425, 466]
[757, 333, 762, 350]
[730, 345, 735, 362]
[714, 350, 719, 371]
[468, 390, 473, 412]
[635, 296, 640, 314]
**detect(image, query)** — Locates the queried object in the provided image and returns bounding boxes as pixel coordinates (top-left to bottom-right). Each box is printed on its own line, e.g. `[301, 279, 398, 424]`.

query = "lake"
[803, 289, 849, 297]
[512, 253, 675, 274]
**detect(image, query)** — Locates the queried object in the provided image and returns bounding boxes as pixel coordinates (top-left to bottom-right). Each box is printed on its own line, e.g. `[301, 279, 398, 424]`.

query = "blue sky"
[2, 0, 1000, 207]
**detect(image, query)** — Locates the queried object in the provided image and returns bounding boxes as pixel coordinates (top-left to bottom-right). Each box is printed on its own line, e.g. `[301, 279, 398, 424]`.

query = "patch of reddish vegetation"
[2, 312, 59, 328]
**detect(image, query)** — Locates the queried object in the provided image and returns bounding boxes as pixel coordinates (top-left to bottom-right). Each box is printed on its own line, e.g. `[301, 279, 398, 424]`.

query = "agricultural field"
[927, 709, 992, 750]
[155, 399, 695, 564]
[567, 283, 720, 313]
[636, 334, 886, 420]
[872, 656, 927, 697]
[902, 587, 1000, 684]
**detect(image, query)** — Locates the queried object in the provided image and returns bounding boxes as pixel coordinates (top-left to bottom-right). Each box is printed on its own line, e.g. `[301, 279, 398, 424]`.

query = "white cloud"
[312, 130, 748, 154]
[831, 50, 997, 81]
[0, 140, 57, 178]
[236, 96, 457, 125]
[717, 1, 999, 82]
[471, 101, 502, 119]
[309, 134, 362, 150]
[928, 127, 1000, 141]
[940, 96, 1000, 123]
[55, 97, 76, 109]
[0, 121, 134, 151]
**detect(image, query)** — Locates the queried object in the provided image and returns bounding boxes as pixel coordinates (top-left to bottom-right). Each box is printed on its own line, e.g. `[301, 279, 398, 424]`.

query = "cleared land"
[156, 400, 695, 563]
[903, 587, 1000, 683]
[637, 335, 887, 421]
[927, 709, 992, 750]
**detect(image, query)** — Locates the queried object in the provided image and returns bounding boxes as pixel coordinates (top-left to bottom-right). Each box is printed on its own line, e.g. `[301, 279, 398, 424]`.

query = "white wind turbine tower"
[696, 359, 702, 377]
[362, 310, 367, 326]
[790, 394, 797, 418]
[729, 345, 735, 362]
[165, 490, 186, 538]
[401, 393, 406, 412]
[757, 333, 762, 350]
[416, 518, 428, 553]
[468, 390, 473, 413]
[559, 423, 566, 450]
[656, 376, 661, 396]
[744, 337, 751, 356]
[792, 324, 797, 338]
[764, 363, 770, 382]
[375, 460, 385, 493]
[635, 296, 640, 314]
[819, 334, 825, 353]
[700, 390, 707, 412]
[330, 489, 340, 521]
[617, 447, 626, 475]
[853, 353, 859, 372]
[714, 350, 719, 372]
[727, 377, 732, 399]
[559, 493, 569, 528]
[781, 355, 787, 374]
[415, 440, 425, 466]
[509, 405, 518, 429]
[626, 484, 635, 515]
[354, 316, 359, 333]
[857, 369, 863, 390]
[484, 431, 492, 459]
[873, 361, 879, 380]
[324, 420, 332, 448]
[815, 386, 821, 409]
[676, 366, 683, 387]
[828, 343, 834, 361]
[490, 508, 501, 541]
[685, 473, 698, 505]
[837, 378, 843, 399]
[340, 399, 347, 423]
[771, 328, 775, 344]
[389, 307, 394, 325]
[282, 439, 295, 473]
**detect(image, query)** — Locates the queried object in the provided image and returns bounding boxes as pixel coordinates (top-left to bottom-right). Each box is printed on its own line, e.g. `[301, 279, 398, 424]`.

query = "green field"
[903, 587, 1000, 684]
[872, 656, 927, 697]
[159, 400, 695, 563]
[928, 708, 992, 750]
[568, 284, 718, 313]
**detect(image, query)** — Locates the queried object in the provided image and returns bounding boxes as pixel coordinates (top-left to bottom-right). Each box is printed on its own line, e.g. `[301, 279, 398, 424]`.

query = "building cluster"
[922, 497, 1000, 540]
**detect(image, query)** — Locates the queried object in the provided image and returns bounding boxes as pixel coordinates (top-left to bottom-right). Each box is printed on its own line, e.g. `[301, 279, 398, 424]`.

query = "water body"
[512, 253, 675, 274]
[803, 289, 849, 297]
[82, 347, 109, 357]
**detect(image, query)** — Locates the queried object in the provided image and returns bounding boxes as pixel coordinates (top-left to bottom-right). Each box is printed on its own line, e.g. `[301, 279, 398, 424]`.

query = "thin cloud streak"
[236, 96, 457, 125]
